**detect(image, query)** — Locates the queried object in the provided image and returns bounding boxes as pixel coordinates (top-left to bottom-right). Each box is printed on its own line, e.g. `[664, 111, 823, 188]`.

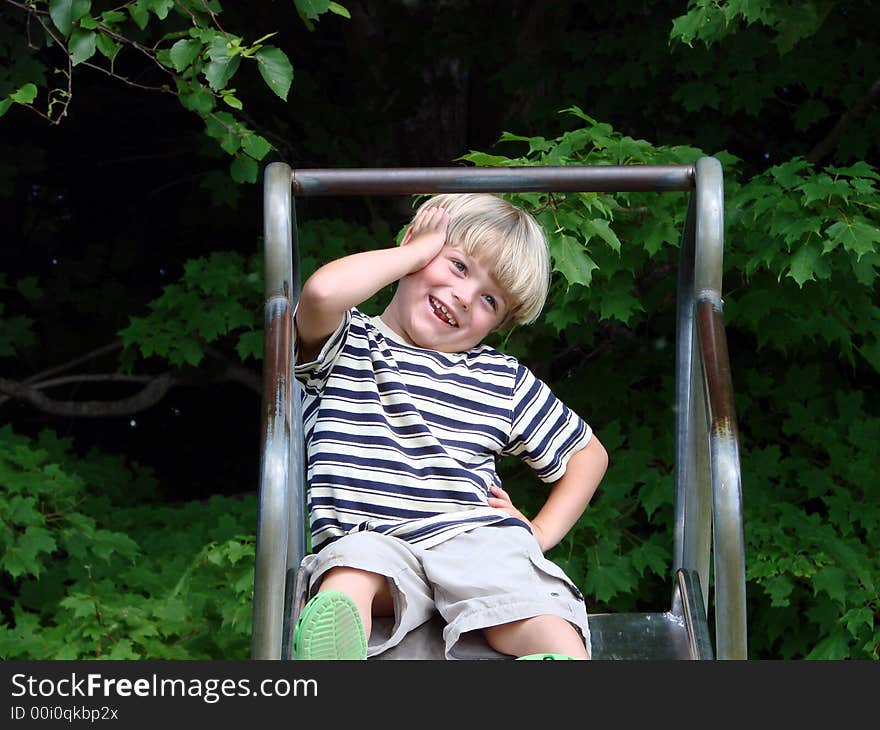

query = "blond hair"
[411, 193, 550, 327]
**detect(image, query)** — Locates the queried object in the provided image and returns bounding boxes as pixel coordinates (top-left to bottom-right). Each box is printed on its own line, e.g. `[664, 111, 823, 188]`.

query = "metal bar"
[290, 165, 695, 196]
[673, 191, 712, 614]
[251, 296, 292, 660]
[672, 194, 696, 576]
[281, 195, 308, 660]
[674, 569, 714, 659]
[697, 300, 748, 659]
[252, 162, 298, 659]
[693, 158, 725, 297]
[691, 157, 747, 659]
[264, 163, 294, 298]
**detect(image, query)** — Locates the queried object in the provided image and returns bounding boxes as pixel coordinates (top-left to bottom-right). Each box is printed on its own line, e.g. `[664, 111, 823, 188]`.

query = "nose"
[452, 286, 475, 311]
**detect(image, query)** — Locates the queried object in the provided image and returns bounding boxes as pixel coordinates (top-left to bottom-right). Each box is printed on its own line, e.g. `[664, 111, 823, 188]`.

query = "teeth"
[430, 297, 457, 326]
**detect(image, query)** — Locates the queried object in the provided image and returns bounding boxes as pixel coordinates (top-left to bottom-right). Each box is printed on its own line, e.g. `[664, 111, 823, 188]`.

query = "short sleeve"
[293, 308, 353, 395]
[502, 363, 592, 483]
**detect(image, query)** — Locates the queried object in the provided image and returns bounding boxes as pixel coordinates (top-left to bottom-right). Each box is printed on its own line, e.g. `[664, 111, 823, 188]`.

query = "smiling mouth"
[429, 296, 458, 327]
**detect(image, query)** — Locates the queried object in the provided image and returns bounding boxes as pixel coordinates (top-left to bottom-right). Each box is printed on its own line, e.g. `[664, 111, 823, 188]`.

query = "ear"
[400, 224, 414, 246]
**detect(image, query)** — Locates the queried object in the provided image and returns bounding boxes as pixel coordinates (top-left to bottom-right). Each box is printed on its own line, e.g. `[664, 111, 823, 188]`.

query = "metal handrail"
[252, 159, 747, 659]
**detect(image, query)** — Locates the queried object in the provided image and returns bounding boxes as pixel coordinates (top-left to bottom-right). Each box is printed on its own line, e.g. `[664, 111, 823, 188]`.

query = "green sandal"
[291, 590, 367, 660]
[517, 653, 579, 660]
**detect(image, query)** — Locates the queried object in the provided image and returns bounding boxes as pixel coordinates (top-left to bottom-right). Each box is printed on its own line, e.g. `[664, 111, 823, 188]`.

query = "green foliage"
[743, 375, 879, 659]
[671, 0, 836, 54]
[461, 107, 711, 335]
[119, 251, 263, 367]
[725, 158, 880, 372]
[0, 426, 257, 659]
[0, 1, 346, 182]
[464, 109, 879, 657]
[117, 217, 385, 368]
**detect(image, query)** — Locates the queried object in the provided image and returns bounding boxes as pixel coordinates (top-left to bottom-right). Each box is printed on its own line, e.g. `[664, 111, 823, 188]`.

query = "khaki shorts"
[297, 525, 591, 659]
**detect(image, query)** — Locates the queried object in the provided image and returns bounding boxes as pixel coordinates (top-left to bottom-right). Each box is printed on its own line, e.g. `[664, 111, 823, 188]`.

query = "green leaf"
[550, 236, 598, 288]
[221, 93, 243, 110]
[599, 288, 643, 324]
[584, 218, 621, 253]
[101, 10, 126, 24]
[128, 3, 150, 30]
[670, 9, 703, 46]
[295, 0, 332, 21]
[842, 607, 874, 637]
[584, 556, 640, 603]
[180, 85, 216, 115]
[242, 134, 272, 161]
[637, 478, 672, 520]
[16, 277, 43, 301]
[230, 155, 258, 184]
[91, 529, 139, 562]
[0, 99, 12, 118]
[804, 632, 851, 660]
[69, 29, 97, 66]
[169, 39, 202, 72]
[763, 574, 795, 607]
[2, 526, 57, 578]
[95, 34, 121, 63]
[255, 46, 293, 100]
[798, 174, 851, 205]
[236, 330, 263, 361]
[826, 161, 880, 181]
[770, 158, 811, 189]
[49, 0, 92, 37]
[144, 0, 174, 20]
[204, 54, 241, 92]
[59, 593, 97, 620]
[812, 565, 847, 605]
[108, 639, 139, 659]
[175, 337, 204, 367]
[630, 540, 668, 577]
[787, 243, 830, 286]
[457, 151, 512, 167]
[328, 2, 350, 18]
[10, 84, 38, 105]
[824, 219, 880, 261]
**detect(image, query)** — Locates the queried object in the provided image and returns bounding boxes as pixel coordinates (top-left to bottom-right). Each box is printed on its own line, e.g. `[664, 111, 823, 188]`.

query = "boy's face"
[382, 245, 508, 352]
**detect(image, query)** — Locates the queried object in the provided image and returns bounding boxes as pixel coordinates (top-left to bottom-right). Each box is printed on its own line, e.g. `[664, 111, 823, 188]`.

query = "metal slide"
[252, 159, 747, 660]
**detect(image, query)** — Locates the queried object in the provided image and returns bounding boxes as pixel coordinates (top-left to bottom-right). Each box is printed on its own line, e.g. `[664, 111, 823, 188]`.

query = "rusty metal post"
[692, 157, 747, 659]
[252, 162, 298, 659]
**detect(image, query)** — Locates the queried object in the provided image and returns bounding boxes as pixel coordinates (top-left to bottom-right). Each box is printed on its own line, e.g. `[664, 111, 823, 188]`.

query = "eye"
[483, 294, 497, 311]
[451, 259, 466, 273]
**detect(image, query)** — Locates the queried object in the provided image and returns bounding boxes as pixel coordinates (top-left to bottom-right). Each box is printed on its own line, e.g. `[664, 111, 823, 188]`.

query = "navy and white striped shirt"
[294, 308, 592, 551]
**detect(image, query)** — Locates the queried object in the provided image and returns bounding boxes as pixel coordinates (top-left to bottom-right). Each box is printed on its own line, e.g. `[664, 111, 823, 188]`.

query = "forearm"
[295, 245, 424, 359]
[305, 245, 423, 315]
[530, 436, 608, 552]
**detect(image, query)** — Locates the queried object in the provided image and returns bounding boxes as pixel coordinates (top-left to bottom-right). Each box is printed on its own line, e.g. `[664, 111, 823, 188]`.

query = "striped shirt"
[294, 308, 592, 551]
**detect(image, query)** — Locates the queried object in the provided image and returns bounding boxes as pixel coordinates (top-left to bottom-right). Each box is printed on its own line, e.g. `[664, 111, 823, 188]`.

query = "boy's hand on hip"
[400, 206, 450, 271]
[488, 484, 547, 548]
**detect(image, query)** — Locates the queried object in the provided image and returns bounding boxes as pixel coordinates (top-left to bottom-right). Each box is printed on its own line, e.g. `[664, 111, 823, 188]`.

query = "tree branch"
[807, 77, 880, 164]
[204, 346, 261, 393]
[0, 373, 175, 418]
[0, 345, 262, 417]
[22, 342, 123, 386]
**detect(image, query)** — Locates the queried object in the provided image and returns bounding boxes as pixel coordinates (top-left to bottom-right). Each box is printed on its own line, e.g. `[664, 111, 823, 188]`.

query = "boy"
[292, 193, 608, 660]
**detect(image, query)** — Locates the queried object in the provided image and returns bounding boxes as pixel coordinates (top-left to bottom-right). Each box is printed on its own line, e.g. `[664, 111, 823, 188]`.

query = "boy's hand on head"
[400, 206, 450, 271]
